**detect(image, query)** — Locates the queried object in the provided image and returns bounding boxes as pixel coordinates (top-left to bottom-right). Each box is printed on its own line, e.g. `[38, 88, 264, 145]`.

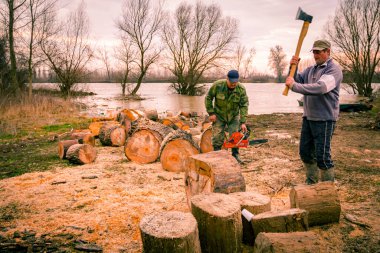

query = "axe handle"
[283, 21, 310, 96]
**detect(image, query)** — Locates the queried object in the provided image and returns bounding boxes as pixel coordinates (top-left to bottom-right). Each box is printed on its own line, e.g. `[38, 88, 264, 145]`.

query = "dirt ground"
[0, 112, 379, 252]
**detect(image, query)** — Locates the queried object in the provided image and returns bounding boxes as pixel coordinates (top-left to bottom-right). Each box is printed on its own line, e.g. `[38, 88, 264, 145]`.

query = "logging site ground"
[0, 93, 379, 252]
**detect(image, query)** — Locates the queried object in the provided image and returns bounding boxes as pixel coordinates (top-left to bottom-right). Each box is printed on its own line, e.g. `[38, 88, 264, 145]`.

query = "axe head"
[296, 7, 313, 23]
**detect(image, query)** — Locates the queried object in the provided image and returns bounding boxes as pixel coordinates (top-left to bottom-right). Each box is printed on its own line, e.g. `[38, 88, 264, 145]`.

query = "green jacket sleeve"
[205, 84, 216, 115]
[239, 88, 249, 123]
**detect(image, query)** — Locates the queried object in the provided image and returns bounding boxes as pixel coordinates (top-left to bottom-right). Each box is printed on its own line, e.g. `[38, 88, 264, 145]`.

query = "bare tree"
[97, 44, 112, 82]
[114, 39, 136, 96]
[268, 45, 287, 83]
[326, 0, 380, 97]
[117, 0, 163, 96]
[162, 2, 238, 96]
[230, 44, 256, 80]
[40, 1, 93, 97]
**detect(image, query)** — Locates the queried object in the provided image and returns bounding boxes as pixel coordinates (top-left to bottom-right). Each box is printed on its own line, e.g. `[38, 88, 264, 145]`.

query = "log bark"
[253, 231, 322, 253]
[185, 150, 245, 207]
[229, 192, 271, 245]
[199, 125, 213, 153]
[88, 121, 119, 137]
[289, 182, 341, 226]
[161, 116, 190, 131]
[159, 130, 200, 172]
[66, 144, 97, 164]
[58, 140, 79, 159]
[99, 124, 126, 147]
[251, 208, 309, 240]
[125, 119, 173, 164]
[191, 193, 242, 253]
[140, 211, 201, 253]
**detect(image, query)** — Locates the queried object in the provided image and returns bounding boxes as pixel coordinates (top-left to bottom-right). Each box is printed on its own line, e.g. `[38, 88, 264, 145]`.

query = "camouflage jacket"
[205, 79, 249, 123]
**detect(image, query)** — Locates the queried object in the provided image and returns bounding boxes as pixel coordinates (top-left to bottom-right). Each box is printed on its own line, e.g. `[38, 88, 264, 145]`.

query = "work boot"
[304, 162, 319, 185]
[232, 148, 243, 164]
[320, 168, 334, 182]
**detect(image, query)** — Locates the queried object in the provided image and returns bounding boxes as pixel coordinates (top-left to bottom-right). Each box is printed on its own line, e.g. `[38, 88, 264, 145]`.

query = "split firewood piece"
[199, 125, 213, 153]
[58, 139, 79, 159]
[191, 193, 242, 253]
[161, 116, 190, 131]
[159, 130, 200, 172]
[230, 192, 271, 246]
[185, 150, 245, 207]
[99, 123, 126, 147]
[88, 121, 119, 137]
[251, 208, 309, 240]
[140, 211, 201, 253]
[290, 182, 341, 226]
[125, 119, 173, 164]
[253, 231, 323, 253]
[66, 144, 97, 164]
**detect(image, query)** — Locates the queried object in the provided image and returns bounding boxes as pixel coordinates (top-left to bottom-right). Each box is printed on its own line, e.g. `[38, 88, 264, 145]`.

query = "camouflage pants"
[212, 116, 240, 155]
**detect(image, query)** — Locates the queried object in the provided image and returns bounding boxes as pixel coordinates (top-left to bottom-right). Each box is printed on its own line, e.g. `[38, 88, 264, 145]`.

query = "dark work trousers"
[299, 118, 336, 170]
[212, 116, 240, 157]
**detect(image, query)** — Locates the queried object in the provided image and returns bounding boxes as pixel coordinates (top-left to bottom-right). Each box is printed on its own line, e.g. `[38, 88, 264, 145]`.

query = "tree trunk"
[191, 193, 242, 253]
[199, 125, 213, 153]
[185, 150, 245, 207]
[140, 211, 201, 253]
[66, 144, 97, 164]
[99, 124, 126, 147]
[58, 140, 79, 159]
[159, 130, 200, 172]
[289, 182, 341, 226]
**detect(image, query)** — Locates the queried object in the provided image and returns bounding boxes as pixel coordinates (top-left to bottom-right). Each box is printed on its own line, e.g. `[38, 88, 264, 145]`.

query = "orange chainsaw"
[222, 130, 268, 149]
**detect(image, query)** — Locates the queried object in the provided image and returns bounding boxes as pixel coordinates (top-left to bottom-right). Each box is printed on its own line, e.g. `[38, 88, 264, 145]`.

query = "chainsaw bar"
[248, 139, 268, 145]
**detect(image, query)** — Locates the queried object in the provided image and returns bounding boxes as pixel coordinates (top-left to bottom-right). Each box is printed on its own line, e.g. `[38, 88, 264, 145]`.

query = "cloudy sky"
[61, 0, 340, 73]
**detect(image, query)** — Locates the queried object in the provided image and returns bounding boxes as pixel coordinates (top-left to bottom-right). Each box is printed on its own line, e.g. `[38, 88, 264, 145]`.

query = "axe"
[283, 7, 313, 96]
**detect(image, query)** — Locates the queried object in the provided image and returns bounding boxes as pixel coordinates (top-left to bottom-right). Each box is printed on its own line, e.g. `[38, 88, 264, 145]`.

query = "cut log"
[289, 182, 341, 226]
[161, 117, 190, 131]
[251, 208, 309, 240]
[88, 121, 119, 137]
[71, 132, 95, 146]
[191, 193, 242, 253]
[66, 144, 97, 164]
[144, 109, 159, 121]
[229, 192, 271, 245]
[125, 119, 173, 164]
[159, 130, 200, 172]
[202, 121, 212, 131]
[253, 231, 322, 253]
[185, 150, 245, 207]
[99, 124, 126, 147]
[58, 140, 79, 159]
[70, 129, 91, 138]
[188, 127, 202, 136]
[199, 125, 213, 153]
[140, 211, 201, 253]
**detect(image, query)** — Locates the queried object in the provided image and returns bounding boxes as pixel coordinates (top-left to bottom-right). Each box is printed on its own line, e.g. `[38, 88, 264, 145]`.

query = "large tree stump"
[159, 130, 200, 172]
[185, 150, 245, 207]
[253, 231, 322, 253]
[99, 124, 126, 147]
[199, 125, 213, 153]
[58, 140, 79, 159]
[290, 182, 341, 226]
[251, 208, 309, 240]
[191, 193, 242, 253]
[229, 192, 271, 245]
[88, 121, 119, 137]
[139, 211, 201, 253]
[66, 144, 97, 164]
[125, 119, 173, 164]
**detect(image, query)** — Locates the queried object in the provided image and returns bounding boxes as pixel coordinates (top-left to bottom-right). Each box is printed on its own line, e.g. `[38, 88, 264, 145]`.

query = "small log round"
[199, 125, 213, 153]
[88, 121, 119, 137]
[290, 182, 341, 226]
[99, 124, 126, 147]
[66, 144, 97, 164]
[161, 117, 190, 131]
[58, 139, 79, 159]
[140, 211, 201, 253]
[71, 132, 95, 146]
[191, 193, 242, 253]
[159, 130, 200, 172]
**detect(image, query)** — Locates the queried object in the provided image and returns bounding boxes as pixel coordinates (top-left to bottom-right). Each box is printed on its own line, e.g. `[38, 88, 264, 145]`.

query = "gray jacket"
[292, 58, 343, 121]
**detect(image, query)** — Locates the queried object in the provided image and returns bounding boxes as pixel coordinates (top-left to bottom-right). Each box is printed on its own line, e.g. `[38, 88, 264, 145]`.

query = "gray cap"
[311, 39, 331, 50]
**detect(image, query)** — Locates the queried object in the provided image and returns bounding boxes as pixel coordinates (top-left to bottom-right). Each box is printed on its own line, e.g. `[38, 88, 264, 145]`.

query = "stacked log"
[125, 119, 173, 164]
[289, 182, 341, 226]
[161, 116, 190, 131]
[117, 109, 141, 134]
[70, 131, 95, 146]
[199, 125, 213, 153]
[159, 130, 200, 172]
[66, 144, 97, 164]
[99, 123, 126, 147]
[88, 121, 119, 137]
[58, 140, 79, 159]
[185, 150, 245, 207]
[139, 211, 201, 253]
[191, 193, 242, 253]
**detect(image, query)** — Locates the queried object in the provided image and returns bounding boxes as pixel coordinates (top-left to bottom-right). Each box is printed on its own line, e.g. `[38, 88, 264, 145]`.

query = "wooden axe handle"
[283, 21, 310, 96]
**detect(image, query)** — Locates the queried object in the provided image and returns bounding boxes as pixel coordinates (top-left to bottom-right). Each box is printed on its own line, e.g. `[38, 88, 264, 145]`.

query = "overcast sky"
[61, 0, 340, 73]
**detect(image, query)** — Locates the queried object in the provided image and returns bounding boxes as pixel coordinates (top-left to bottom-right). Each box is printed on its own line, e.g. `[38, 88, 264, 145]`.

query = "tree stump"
[185, 150, 245, 207]
[89, 121, 119, 137]
[199, 125, 213, 153]
[289, 182, 341, 226]
[159, 130, 200, 172]
[251, 208, 309, 240]
[125, 120, 173, 164]
[139, 211, 201, 253]
[253, 231, 322, 253]
[66, 144, 97, 164]
[161, 117, 190, 131]
[229, 192, 271, 245]
[58, 140, 79, 159]
[99, 124, 126, 147]
[191, 193, 242, 253]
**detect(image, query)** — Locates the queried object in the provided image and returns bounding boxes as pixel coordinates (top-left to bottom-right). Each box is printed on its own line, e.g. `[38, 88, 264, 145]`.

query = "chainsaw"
[222, 129, 268, 149]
